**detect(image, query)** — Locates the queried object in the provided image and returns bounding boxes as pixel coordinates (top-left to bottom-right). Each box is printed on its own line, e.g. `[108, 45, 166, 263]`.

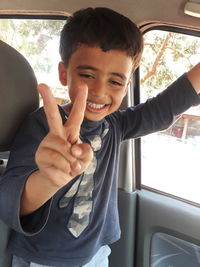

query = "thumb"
[70, 143, 93, 176]
[71, 143, 93, 162]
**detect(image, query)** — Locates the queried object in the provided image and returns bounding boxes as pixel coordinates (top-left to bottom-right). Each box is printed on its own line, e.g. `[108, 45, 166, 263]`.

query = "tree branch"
[141, 32, 173, 84]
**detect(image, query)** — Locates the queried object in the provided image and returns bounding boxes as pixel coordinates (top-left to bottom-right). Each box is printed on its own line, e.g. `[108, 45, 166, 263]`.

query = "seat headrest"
[0, 40, 39, 151]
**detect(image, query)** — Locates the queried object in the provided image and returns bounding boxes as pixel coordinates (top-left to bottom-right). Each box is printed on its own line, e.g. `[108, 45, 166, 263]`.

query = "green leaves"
[0, 19, 65, 74]
[140, 30, 200, 98]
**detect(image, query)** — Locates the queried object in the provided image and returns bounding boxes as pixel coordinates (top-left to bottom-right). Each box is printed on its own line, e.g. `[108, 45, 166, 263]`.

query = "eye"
[79, 73, 94, 79]
[110, 79, 123, 86]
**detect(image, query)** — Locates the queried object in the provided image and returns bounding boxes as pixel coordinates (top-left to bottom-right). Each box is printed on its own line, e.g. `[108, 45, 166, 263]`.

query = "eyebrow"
[76, 65, 127, 80]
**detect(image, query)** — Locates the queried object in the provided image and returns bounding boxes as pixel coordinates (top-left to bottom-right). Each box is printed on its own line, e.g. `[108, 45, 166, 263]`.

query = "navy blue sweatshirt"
[0, 74, 199, 266]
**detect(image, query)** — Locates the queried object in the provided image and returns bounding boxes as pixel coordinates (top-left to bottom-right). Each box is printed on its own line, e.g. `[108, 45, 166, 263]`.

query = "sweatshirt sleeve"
[0, 108, 52, 236]
[117, 73, 200, 141]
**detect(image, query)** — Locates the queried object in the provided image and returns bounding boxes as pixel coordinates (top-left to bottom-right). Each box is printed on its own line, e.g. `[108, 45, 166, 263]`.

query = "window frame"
[133, 24, 200, 206]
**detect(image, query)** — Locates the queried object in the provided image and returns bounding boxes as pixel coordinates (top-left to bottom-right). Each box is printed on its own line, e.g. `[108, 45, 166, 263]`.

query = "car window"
[140, 29, 200, 204]
[0, 17, 68, 161]
[0, 18, 68, 105]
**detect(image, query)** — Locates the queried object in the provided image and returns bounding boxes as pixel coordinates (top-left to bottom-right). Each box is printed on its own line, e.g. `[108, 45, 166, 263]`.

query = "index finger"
[38, 83, 64, 138]
[65, 83, 88, 144]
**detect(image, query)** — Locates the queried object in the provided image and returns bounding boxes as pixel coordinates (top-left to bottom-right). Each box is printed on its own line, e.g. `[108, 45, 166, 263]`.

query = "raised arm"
[20, 83, 93, 215]
[187, 62, 200, 94]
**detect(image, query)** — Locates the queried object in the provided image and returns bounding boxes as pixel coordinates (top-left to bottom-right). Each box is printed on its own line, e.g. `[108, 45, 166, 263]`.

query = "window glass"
[0, 18, 68, 105]
[140, 30, 200, 204]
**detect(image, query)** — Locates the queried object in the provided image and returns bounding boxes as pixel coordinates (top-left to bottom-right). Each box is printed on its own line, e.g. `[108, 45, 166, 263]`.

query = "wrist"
[20, 170, 59, 215]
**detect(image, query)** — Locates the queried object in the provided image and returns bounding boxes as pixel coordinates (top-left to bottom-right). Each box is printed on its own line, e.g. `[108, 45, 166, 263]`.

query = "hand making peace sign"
[35, 83, 93, 189]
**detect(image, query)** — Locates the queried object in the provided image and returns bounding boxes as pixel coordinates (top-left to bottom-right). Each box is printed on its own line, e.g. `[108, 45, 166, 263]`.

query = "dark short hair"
[59, 7, 143, 71]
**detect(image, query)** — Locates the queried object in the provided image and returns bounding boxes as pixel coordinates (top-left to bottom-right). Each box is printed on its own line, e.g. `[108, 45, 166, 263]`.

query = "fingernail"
[72, 146, 82, 156]
[75, 162, 82, 171]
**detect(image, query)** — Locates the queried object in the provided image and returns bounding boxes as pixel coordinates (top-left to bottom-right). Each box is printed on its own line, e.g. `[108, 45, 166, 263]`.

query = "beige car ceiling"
[0, 0, 199, 30]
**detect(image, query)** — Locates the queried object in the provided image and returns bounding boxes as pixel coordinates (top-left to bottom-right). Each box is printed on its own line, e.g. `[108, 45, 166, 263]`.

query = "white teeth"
[87, 101, 105, 109]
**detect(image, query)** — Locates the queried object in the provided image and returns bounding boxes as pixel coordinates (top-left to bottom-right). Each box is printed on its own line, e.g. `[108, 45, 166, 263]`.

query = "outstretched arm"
[187, 63, 200, 94]
[20, 83, 93, 215]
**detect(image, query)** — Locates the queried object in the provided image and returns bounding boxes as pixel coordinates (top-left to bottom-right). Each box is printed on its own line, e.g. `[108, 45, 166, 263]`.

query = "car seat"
[0, 40, 39, 267]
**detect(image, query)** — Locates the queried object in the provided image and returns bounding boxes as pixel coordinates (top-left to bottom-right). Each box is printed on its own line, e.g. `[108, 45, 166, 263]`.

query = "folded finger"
[39, 133, 76, 164]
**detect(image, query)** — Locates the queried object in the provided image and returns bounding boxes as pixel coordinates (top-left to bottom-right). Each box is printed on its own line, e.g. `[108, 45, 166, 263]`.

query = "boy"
[0, 7, 200, 267]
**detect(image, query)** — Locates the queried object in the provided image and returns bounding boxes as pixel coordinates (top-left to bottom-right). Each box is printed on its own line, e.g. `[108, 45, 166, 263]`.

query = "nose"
[89, 79, 107, 98]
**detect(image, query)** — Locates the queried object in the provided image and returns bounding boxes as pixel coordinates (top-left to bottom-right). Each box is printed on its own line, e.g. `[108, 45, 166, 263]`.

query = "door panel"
[109, 189, 137, 267]
[136, 189, 200, 266]
[151, 232, 200, 266]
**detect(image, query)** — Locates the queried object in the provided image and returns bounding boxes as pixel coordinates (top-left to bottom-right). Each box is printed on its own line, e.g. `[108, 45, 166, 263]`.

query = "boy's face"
[59, 45, 133, 121]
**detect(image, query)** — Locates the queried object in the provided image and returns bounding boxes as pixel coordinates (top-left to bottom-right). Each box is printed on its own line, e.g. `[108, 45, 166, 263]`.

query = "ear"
[58, 61, 67, 86]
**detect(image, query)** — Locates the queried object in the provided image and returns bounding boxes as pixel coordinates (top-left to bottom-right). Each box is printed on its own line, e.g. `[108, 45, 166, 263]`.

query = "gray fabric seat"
[0, 40, 39, 267]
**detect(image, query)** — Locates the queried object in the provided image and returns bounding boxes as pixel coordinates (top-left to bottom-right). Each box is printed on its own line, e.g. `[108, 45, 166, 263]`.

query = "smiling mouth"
[86, 101, 109, 112]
